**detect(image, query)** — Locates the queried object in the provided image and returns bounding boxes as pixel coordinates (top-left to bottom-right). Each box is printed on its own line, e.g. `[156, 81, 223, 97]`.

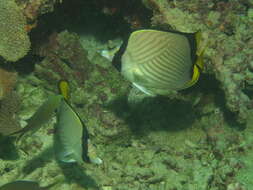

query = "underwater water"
[1, 0, 253, 190]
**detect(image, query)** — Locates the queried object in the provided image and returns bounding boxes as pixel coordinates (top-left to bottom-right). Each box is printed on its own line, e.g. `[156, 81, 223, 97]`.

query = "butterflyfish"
[112, 29, 205, 96]
[54, 81, 89, 164]
[0, 180, 56, 190]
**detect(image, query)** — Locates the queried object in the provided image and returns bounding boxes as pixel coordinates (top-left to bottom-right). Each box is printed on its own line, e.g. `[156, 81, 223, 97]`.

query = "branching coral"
[0, 0, 30, 62]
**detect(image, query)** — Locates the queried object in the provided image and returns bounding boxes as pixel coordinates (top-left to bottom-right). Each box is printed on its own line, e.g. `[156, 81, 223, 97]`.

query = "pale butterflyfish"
[112, 29, 205, 96]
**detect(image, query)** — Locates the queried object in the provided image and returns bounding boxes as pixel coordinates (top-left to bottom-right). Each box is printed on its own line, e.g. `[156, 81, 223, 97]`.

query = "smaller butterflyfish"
[112, 29, 206, 96]
[54, 98, 89, 164]
[54, 80, 90, 164]
[55, 80, 103, 164]
[0, 180, 56, 190]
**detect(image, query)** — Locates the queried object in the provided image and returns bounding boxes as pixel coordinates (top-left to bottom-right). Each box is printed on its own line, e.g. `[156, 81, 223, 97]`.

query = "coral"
[0, 0, 30, 62]
[17, 0, 62, 20]
[0, 66, 20, 136]
[0, 68, 17, 100]
[143, 0, 253, 123]
[0, 92, 21, 136]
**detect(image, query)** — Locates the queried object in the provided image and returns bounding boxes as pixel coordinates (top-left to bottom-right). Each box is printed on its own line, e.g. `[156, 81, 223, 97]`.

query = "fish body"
[10, 95, 62, 140]
[55, 80, 103, 164]
[113, 29, 205, 96]
[0, 180, 54, 190]
[55, 80, 89, 163]
[54, 99, 89, 164]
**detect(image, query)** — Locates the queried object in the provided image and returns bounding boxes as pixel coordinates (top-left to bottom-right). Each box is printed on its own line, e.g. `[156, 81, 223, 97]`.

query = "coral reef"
[0, 0, 62, 61]
[143, 0, 253, 123]
[0, 0, 30, 62]
[1, 0, 253, 189]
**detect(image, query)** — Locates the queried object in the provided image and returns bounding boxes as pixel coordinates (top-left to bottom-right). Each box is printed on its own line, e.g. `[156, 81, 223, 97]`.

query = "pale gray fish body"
[121, 30, 193, 95]
[54, 99, 84, 164]
[12, 95, 62, 138]
[0, 180, 49, 190]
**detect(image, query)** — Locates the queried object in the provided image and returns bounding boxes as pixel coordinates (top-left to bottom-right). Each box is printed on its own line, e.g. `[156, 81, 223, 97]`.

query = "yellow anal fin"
[182, 30, 206, 88]
[184, 64, 201, 88]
